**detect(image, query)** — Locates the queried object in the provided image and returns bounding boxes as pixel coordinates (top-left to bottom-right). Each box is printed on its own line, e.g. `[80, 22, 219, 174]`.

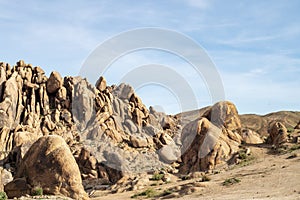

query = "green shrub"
[32, 187, 43, 196]
[0, 192, 7, 200]
[150, 173, 164, 181]
[131, 188, 158, 198]
[223, 177, 241, 186]
[289, 144, 300, 152]
[238, 151, 247, 160]
[287, 127, 294, 133]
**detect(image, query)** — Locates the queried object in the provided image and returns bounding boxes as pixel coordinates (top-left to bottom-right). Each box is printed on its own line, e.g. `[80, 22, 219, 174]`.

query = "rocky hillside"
[240, 111, 300, 136]
[0, 60, 299, 200]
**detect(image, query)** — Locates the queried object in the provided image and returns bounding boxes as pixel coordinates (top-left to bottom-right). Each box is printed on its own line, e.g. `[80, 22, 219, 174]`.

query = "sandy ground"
[91, 145, 300, 200]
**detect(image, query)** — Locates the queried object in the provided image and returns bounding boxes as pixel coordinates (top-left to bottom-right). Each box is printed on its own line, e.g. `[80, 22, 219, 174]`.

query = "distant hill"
[240, 111, 300, 136]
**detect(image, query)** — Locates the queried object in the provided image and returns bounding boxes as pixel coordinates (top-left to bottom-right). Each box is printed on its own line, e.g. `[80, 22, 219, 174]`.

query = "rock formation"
[0, 60, 291, 199]
[267, 121, 288, 146]
[179, 102, 242, 173]
[5, 135, 88, 199]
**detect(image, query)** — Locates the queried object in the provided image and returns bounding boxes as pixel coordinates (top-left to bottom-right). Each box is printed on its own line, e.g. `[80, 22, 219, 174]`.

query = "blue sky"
[1, 0, 300, 114]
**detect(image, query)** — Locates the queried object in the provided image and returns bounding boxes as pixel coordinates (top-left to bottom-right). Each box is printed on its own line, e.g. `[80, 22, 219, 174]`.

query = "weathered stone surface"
[13, 135, 89, 199]
[5, 178, 31, 198]
[202, 101, 241, 132]
[95, 76, 107, 92]
[72, 77, 95, 131]
[241, 129, 263, 144]
[268, 121, 288, 146]
[46, 71, 63, 94]
[0, 65, 6, 100]
[112, 83, 134, 100]
[0, 72, 24, 129]
[130, 135, 148, 148]
[0, 126, 13, 160]
[158, 144, 178, 163]
[180, 117, 241, 173]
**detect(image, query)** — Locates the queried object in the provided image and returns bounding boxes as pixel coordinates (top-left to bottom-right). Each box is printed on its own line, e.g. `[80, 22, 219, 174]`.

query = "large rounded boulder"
[5, 135, 89, 199]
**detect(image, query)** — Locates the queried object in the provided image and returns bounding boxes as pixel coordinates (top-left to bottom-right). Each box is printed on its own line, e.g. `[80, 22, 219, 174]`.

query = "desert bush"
[131, 188, 158, 198]
[32, 187, 43, 196]
[222, 177, 241, 186]
[0, 192, 7, 200]
[150, 173, 164, 181]
[287, 127, 294, 133]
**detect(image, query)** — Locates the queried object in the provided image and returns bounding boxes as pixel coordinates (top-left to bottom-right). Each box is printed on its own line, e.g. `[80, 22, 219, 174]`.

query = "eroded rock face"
[268, 121, 288, 146]
[0, 60, 259, 198]
[46, 71, 63, 94]
[95, 76, 107, 92]
[202, 101, 242, 132]
[9, 135, 89, 199]
[180, 116, 241, 173]
[241, 129, 263, 144]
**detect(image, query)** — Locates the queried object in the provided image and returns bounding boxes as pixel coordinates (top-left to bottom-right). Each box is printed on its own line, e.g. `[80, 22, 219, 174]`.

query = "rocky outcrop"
[0, 60, 271, 198]
[46, 71, 63, 94]
[202, 101, 242, 132]
[180, 117, 241, 173]
[5, 135, 88, 199]
[179, 101, 242, 173]
[241, 129, 263, 144]
[267, 121, 288, 146]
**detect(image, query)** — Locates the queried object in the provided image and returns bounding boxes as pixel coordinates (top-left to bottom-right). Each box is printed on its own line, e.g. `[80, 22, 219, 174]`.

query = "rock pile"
[0, 60, 269, 199]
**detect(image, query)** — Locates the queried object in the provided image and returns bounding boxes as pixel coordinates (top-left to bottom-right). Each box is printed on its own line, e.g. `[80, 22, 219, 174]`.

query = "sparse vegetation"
[223, 177, 241, 186]
[32, 187, 43, 196]
[238, 151, 248, 160]
[0, 192, 7, 200]
[287, 127, 294, 133]
[131, 188, 158, 198]
[150, 172, 164, 181]
[272, 144, 300, 155]
[289, 144, 300, 152]
[235, 150, 256, 167]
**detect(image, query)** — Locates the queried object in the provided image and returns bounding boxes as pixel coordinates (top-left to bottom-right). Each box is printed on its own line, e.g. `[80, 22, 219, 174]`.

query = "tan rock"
[46, 71, 63, 94]
[268, 121, 288, 146]
[130, 135, 148, 148]
[95, 76, 107, 92]
[202, 101, 241, 132]
[180, 117, 240, 173]
[241, 129, 263, 144]
[14, 135, 89, 199]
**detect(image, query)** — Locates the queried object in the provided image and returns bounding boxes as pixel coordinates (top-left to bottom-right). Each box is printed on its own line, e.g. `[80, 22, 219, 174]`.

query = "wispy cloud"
[1, 0, 300, 114]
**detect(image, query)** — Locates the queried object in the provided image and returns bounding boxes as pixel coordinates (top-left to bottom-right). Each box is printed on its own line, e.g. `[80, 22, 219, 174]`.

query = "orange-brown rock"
[46, 71, 63, 94]
[9, 135, 89, 199]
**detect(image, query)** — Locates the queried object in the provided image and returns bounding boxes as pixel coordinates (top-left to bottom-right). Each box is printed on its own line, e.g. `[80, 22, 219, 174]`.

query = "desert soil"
[91, 145, 300, 200]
